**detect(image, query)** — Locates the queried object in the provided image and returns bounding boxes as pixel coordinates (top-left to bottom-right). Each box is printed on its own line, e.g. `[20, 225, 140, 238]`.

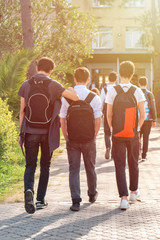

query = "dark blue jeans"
[67, 139, 97, 204]
[140, 121, 152, 159]
[104, 115, 111, 149]
[24, 133, 52, 202]
[112, 135, 139, 198]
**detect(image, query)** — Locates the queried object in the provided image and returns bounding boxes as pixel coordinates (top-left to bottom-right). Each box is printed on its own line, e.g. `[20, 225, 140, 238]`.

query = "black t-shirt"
[18, 73, 65, 134]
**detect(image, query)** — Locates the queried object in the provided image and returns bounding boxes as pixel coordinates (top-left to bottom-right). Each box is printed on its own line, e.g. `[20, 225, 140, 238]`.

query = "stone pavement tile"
[1, 126, 160, 239]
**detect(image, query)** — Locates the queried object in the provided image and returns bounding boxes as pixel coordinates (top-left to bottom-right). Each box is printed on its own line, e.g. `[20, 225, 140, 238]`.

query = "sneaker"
[89, 191, 98, 203]
[142, 158, 146, 161]
[70, 202, 80, 211]
[138, 154, 142, 161]
[24, 189, 35, 214]
[105, 148, 110, 160]
[129, 189, 140, 202]
[120, 199, 129, 210]
[36, 200, 48, 210]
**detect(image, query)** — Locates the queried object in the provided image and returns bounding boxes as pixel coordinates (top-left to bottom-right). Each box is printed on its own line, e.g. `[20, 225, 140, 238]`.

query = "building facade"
[70, 0, 153, 89]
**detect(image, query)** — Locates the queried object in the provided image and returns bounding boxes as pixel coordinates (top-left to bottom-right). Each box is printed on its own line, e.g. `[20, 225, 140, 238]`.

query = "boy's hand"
[67, 87, 74, 91]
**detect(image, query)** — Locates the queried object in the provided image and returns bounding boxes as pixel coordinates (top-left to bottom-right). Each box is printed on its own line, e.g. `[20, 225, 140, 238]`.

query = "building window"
[125, 0, 145, 7]
[92, 28, 113, 49]
[92, 0, 113, 7]
[51, 0, 72, 8]
[126, 28, 145, 49]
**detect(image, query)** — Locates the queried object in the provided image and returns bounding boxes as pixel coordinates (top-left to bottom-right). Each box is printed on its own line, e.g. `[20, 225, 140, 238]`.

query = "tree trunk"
[20, 0, 34, 48]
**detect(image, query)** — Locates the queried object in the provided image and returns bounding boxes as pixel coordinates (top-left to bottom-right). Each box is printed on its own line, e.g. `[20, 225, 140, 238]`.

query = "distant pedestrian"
[138, 76, 157, 161]
[60, 67, 102, 211]
[102, 71, 117, 160]
[18, 57, 79, 214]
[106, 61, 145, 210]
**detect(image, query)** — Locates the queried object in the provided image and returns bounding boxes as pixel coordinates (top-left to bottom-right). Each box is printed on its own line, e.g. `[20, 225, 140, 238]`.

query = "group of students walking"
[18, 57, 157, 214]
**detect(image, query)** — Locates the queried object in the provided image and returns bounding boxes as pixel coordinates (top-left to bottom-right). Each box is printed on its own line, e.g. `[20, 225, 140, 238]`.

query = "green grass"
[0, 136, 65, 203]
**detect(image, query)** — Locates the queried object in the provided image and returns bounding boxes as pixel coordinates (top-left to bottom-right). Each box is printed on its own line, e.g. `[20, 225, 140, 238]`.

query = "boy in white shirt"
[60, 67, 102, 211]
[102, 71, 117, 159]
[106, 61, 145, 210]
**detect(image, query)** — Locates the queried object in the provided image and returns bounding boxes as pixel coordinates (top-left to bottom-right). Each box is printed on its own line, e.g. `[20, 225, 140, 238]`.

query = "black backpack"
[112, 85, 138, 141]
[25, 77, 53, 128]
[66, 92, 96, 143]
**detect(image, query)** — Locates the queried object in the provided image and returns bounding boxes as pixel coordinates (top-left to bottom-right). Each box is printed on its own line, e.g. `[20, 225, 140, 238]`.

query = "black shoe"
[70, 202, 80, 211]
[36, 200, 48, 210]
[89, 191, 98, 203]
[24, 189, 35, 214]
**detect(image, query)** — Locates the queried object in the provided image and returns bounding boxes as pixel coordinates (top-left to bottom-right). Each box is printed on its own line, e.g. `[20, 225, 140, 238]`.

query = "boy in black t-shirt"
[18, 57, 79, 214]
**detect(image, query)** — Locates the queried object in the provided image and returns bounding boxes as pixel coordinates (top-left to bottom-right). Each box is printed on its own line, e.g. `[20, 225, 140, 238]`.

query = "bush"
[0, 98, 19, 162]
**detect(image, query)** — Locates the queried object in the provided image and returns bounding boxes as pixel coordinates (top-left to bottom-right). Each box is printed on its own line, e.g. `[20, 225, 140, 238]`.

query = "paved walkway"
[0, 126, 160, 240]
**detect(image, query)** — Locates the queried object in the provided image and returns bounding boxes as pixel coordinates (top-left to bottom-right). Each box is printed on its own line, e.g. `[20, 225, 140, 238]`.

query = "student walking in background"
[106, 61, 145, 210]
[18, 57, 79, 214]
[138, 76, 157, 162]
[60, 67, 102, 211]
[102, 71, 117, 160]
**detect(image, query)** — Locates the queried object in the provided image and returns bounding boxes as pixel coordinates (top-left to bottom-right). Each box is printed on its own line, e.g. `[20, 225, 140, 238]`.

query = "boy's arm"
[62, 87, 79, 101]
[107, 104, 113, 128]
[138, 101, 145, 128]
[60, 118, 67, 141]
[95, 117, 101, 136]
[19, 97, 25, 128]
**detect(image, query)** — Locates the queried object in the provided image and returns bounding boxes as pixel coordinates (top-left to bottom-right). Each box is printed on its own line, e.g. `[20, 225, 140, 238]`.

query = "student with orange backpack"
[106, 61, 145, 210]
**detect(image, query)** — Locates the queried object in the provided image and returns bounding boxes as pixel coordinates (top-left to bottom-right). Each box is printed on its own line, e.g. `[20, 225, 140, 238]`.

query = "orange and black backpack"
[112, 85, 138, 141]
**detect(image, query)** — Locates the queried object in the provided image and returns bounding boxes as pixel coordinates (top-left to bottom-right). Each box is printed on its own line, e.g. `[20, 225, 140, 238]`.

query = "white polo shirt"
[60, 85, 102, 119]
[105, 83, 145, 105]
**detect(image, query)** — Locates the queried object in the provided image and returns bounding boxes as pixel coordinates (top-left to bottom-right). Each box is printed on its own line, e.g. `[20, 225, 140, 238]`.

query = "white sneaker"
[142, 158, 146, 161]
[129, 189, 140, 202]
[120, 199, 129, 210]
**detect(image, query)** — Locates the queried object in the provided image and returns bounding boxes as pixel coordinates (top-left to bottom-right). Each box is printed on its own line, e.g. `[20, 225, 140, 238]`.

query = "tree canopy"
[0, 0, 96, 77]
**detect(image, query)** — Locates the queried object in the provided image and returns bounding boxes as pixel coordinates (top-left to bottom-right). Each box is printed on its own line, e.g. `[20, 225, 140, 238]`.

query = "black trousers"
[24, 133, 52, 202]
[140, 121, 152, 159]
[66, 139, 97, 203]
[112, 135, 139, 197]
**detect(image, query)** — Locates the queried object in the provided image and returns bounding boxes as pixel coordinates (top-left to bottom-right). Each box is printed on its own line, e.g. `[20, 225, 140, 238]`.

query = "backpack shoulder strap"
[127, 86, 137, 95]
[64, 98, 73, 105]
[144, 90, 152, 104]
[104, 86, 107, 94]
[114, 85, 124, 94]
[85, 92, 96, 104]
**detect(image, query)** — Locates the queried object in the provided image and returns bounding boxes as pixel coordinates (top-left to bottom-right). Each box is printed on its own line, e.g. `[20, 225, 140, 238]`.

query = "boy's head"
[119, 61, 135, 79]
[109, 71, 117, 83]
[138, 76, 148, 87]
[74, 67, 90, 84]
[37, 57, 55, 73]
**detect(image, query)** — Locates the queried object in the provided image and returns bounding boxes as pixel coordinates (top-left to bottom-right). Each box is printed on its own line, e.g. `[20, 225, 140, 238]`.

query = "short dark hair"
[109, 71, 117, 82]
[74, 67, 90, 83]
[37, 57, 55, 73]
[119, 61, 135, 79]
[138, 76, 148, 86]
